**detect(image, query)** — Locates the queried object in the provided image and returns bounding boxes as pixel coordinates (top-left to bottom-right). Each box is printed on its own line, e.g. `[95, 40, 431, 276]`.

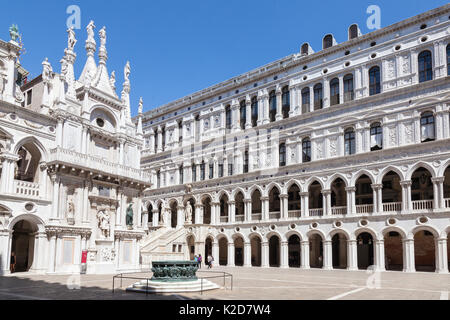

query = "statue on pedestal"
[67, 27, 77, 51]
[67, 198, 75, 225]
[184, 202, 193, 224]
[97, 210, 110, 238]
[126, 203, 134, 229]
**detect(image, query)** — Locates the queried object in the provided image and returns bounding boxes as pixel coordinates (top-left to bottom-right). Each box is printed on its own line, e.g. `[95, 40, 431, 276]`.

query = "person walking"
[10, 252, 16, 273]
[194, 255, 198, 265]
[207, 254, 214, 269]
[198, 254, 203, 269]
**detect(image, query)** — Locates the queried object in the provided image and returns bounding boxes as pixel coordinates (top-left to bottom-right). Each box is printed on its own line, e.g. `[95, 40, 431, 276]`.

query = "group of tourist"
[193, 254, 215, 269]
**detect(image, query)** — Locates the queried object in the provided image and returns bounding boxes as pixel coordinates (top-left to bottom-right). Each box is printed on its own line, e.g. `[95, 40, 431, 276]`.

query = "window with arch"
[344, 128, 356, 155]
[323, 34, 333, 49]
[279, 143, 286, 167]
[343, 74, 354, 102]
[251, 96, 258, 127]
[370, 122, 383, 151]
[228, 162, 234, 176]
[161, 127, 166, 151]
[369, 66, 381, 96]
[269, 90, 277, 122]
[225, 105, 232, 130]
[209, 163, 214, 179]
[420, 112, 435, 142]
[240, 100, 246, 130]
[200, 161, 206, 180]
[418, 50, 433, 83]
[179, 165, 184, 184]
[156, 170, 161, 188]
[447, 44, 450, 76]
[301, 88, 310, 114]
[192, 163, 197, 182]
[302, 138, 311, 163]
[282, 86, 290, 119]
[244, 149, 249, 173]
[178, 120, 183, 143]
[313, 83, 323, 110]
[330, 78, 340, 106]
[218, 162, 224, 178]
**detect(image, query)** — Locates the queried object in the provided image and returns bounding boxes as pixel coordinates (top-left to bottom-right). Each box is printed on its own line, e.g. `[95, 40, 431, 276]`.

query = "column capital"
[321, 189, 332, 195]
[300, 192, 309, 197]
[345, 187, 357, 192]
[400, 180, 412, 187]
[371, 184, 383, 190]
[431, 177, 445, 184]
[279, 194, 289, 199]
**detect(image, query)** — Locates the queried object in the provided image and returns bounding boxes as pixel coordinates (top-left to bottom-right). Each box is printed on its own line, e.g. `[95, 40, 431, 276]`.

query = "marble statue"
[185, 202, 193, 223]
[99, 27, 106, 47]
[67, 198, 75, 220]
[86, 20, 96, 43]
[67, 27, 77, 51]
[110, 71, 116, 90]
[60, 58, 68, 77]
[124, 61, 131, 84]
[138, 97, 143, 114]
[126, 203, 134, 228]
[42, 58, 53, 83]
[97, 210, 110, 238]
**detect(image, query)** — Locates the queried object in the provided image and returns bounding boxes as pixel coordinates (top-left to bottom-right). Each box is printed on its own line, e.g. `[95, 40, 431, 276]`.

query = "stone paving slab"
[0, 267, 448, 300]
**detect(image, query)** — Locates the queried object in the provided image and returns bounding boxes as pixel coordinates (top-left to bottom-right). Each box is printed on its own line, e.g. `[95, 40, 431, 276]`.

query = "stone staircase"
[140, 227, 187, 268]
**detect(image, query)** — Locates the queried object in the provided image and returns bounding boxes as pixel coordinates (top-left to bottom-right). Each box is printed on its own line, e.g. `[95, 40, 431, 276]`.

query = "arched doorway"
[382, 171, 402, 212]
[355, 175, 374, 213]
[218, 237, 228, 266]
[204, 237, 213, 257]
[414, 230, 436, 272]
[202, 196, 211, 225]
[10, 220, 38, 273]
[170, 201, 177, 228]
[250, 235, 262, 267]
[187, 235, 195, 260]
[411, 168, 434, 208]
[309, 234, 323, 268]
[158, 202, 163, 225]
[288, 235, 301, 268]
[268, 187, 281, 220]
[14, 142, 42, 183]
[287, 184, 301, 213]
[357, 232, 374, 270]
[268, 235, 280, 267]
[251, 189, 262, 221]
[147, 204, 153, 224]
[332, 233, 348, 269]
[309, 181, 323, 216]
[234, 236, 244, 266]
[384, 231, 403, 271]
[235, 192, 245, 222]
[219, 194, 229, 223]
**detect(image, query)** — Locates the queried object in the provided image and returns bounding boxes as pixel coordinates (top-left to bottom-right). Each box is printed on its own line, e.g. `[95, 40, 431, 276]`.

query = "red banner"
[81, 250, 88, 264]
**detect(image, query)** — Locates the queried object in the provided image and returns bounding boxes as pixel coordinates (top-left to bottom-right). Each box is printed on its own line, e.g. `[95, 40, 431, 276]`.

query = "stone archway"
[268, 235, 280, 267]
[384, 231, 403, 271]
[205, 237, 213, 257]
[10, 220, 39, 273]
[332, 233, 348, 269]
[250, 236, 262, 267]
[186, 235, 195, 261]
[170, 201, 177, 228]
[309, 234, 323, 268]
[414, 230, 436, 272]
[288, 234, 301, 268]
[234, 236, 244, 267]
[357, 232, 374, 270]
[218, 237, 228, 266]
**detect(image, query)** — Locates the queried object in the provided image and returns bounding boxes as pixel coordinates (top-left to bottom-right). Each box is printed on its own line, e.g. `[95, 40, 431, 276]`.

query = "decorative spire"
[91, 26, 116, 97]
[62, 27, 77, 99]
[136, 97, 144, 137]
[41, 58, 53, 110]
[121, 61, 131, 121]
[110, 71, 116, 91]
[79, 20, 97, 85]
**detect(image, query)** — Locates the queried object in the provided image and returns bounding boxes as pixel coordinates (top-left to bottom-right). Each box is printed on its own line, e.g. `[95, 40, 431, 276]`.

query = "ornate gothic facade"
[0, 5, 450, 275]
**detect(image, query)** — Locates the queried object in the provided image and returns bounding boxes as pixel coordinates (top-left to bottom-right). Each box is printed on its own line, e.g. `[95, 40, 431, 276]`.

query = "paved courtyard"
[0, 267, 449, 300]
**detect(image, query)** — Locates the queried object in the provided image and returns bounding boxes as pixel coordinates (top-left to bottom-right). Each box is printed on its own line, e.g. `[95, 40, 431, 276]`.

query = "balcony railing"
[344, 91, 354, 102]
[356, 204, 374, 214]
[288, 210, 301, 218]
[220, 216, 228, 223]
[330, 95, 340, 106]
[49, 147, 151, 183]
[251, 213, 262, 221]
[383, 202, 402, 213]
[309, 208, 323, 217]
[331, 206, 347, 215]
[14, 180, 40, 198]
[269, 212, 280, 220]
[235, 215, 245, 222]
[445, 198, 450, 209]
[412, 200, 433, 211]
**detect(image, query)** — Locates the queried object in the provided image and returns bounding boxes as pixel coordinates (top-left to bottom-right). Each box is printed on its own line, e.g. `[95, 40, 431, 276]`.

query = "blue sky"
[0, 0, 448, 116]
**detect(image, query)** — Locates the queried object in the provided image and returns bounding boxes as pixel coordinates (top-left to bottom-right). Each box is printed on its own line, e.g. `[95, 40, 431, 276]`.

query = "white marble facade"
[1, 5, 450, 276]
